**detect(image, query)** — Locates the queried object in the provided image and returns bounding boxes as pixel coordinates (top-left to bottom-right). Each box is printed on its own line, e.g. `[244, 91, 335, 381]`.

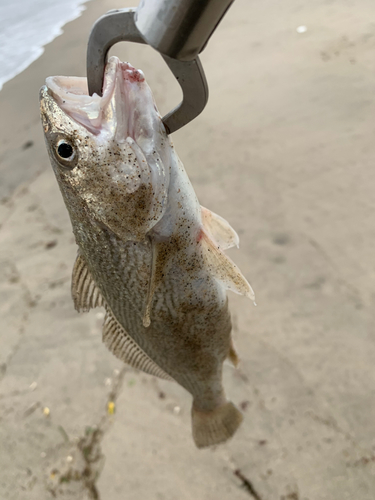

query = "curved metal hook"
[86, 8, 208, 134]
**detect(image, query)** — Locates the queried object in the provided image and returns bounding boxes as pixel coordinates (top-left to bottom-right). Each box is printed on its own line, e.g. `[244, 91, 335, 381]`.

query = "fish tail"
[191, 401, 243, 448]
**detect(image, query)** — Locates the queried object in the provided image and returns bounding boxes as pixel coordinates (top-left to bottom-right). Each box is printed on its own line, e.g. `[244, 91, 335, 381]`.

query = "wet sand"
[1, 0, 375, 498]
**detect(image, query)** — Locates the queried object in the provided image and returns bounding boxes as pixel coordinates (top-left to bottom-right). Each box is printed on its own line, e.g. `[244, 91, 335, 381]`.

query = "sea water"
[0, 0, 91, 91]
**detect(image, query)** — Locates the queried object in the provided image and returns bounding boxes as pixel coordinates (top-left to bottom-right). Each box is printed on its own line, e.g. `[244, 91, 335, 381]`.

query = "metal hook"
[86, 8, 208, 134]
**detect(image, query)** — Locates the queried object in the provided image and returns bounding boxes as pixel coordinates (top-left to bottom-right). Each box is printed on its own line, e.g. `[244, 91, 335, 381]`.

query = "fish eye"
[56, 140, 75, 161]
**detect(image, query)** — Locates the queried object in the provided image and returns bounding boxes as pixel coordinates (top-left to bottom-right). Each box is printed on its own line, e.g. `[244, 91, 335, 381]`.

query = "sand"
[1, 0, 375, 498]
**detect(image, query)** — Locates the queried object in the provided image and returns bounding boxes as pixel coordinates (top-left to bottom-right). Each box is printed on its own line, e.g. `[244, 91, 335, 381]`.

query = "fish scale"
[76, 220, 231, 402]
[40, 56, 254, 448]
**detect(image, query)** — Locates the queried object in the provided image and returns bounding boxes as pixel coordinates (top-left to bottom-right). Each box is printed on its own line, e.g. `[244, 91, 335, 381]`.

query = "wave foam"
[0, 0, 91, 91]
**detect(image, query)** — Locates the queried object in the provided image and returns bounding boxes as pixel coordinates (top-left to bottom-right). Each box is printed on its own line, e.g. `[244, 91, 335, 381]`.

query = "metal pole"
[135, 0, 234, 61]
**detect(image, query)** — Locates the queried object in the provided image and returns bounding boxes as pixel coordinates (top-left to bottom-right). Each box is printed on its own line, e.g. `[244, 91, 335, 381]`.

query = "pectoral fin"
[201, 206, 239, 250]
[200, 229, 255, 300]
[71, 253, 104, 312]
[103, 308, 173, 380]
[142, 240, 169, 328]
[142, 240, 157, 327]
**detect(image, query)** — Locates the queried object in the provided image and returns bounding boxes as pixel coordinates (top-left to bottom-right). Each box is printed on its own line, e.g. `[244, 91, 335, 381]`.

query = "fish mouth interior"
[45, 56, 147, 139]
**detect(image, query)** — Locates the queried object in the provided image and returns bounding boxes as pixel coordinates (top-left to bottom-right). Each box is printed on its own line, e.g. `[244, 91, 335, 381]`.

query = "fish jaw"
[39, 56, 171, 241]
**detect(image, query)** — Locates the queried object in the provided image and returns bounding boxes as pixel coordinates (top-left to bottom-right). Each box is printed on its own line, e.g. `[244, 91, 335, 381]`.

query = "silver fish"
[40, 56, 254, 448]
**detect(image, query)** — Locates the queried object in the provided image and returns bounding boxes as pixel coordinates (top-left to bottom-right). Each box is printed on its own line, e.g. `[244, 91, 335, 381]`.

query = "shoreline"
[0, 0, 102, 200]
[0, 0, 92, 92]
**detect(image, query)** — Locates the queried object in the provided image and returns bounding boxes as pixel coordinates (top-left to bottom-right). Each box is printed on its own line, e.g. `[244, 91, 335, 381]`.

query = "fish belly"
[75, 223, 243, 448]
[78, 226, 229, 391]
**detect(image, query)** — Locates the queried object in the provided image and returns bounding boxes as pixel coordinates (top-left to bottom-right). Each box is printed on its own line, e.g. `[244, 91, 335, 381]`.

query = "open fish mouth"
[41, 56, 171, 241]
[45, 56, 163, 143]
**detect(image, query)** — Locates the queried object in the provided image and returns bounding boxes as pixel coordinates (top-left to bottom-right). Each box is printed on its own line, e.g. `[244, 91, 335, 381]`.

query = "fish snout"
[39, 86, 51, 133]
[39, 85, 64, 135]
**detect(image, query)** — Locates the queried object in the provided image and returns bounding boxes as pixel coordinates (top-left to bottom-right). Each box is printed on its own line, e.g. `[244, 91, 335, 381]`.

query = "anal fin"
[228, 339, 240, 367]
[71, 253, 104, 312]
[103, 308, 173, 381]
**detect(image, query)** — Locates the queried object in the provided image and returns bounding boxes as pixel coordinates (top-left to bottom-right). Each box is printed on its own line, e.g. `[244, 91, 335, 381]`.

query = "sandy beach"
[1, 0, 375, 498]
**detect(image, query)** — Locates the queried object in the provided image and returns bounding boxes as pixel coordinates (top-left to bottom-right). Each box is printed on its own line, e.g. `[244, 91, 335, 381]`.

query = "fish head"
[40, 56, 170, 241]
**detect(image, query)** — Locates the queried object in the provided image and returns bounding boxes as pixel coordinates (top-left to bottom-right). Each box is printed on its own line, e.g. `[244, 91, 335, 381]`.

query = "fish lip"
[44, 72, 109, 135]
[40, 83, 64, 104]
[39, 85, 48, 99]
[40, 85, 58, 134]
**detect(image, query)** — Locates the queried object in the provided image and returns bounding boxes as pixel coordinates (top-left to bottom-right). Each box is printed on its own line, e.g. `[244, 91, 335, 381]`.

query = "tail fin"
[191, 401, 243, 448]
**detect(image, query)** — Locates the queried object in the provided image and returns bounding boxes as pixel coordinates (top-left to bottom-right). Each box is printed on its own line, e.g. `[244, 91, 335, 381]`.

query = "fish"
[40, 56, 254, 448]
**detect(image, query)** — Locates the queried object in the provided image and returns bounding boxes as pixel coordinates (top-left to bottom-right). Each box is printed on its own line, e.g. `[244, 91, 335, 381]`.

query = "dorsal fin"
[200, 229, 255, 301]
[103, 308, 173, 381]
[201, 206, 239, 250]
[71, 253, 104, 312]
